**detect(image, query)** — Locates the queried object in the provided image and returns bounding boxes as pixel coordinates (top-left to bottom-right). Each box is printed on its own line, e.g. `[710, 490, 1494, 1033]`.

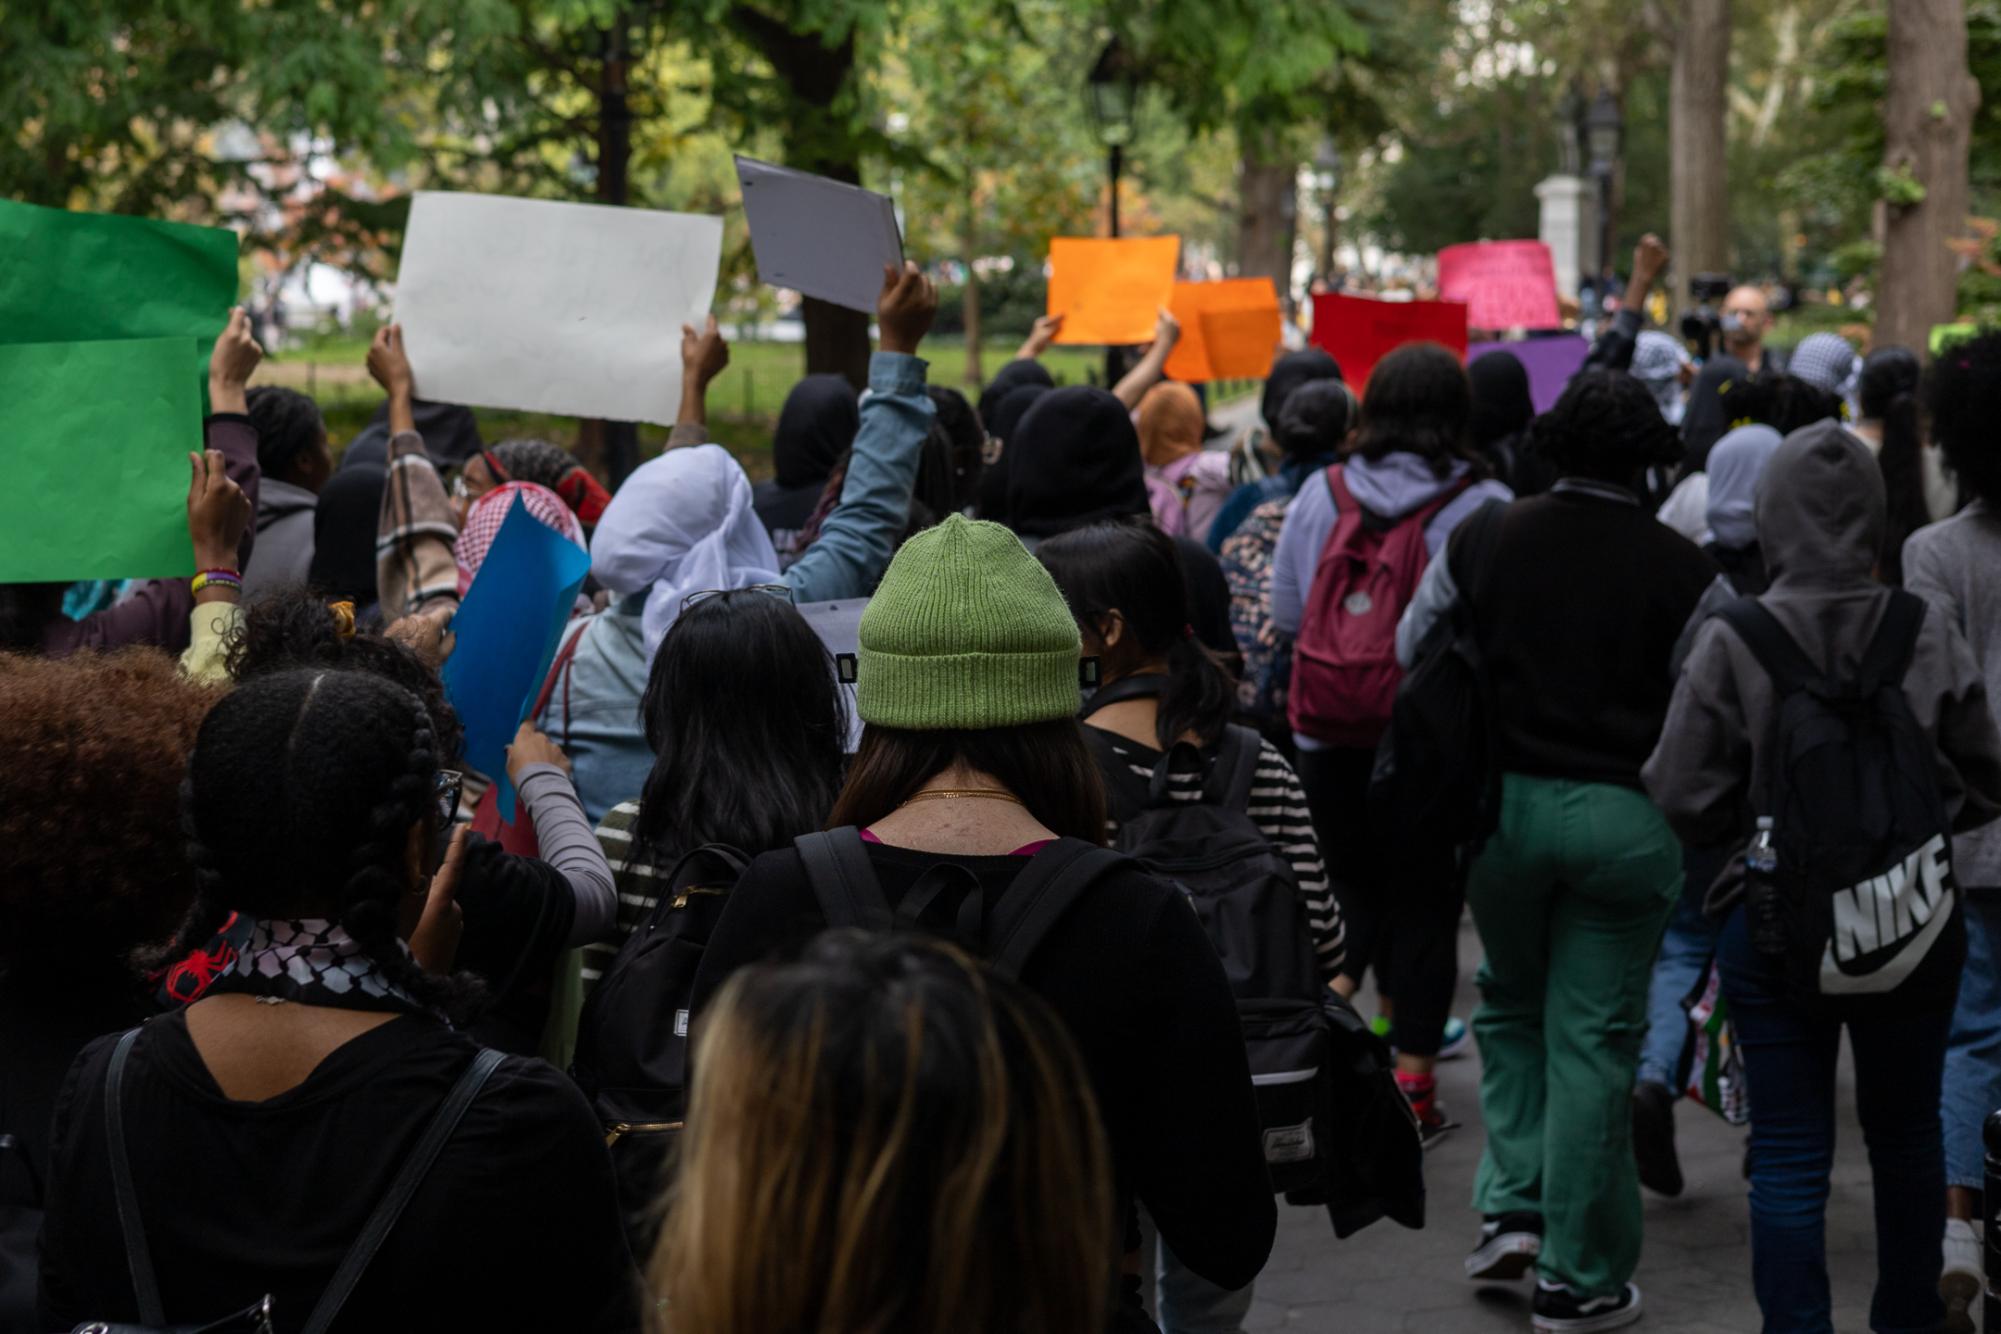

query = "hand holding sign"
[878, 261, 939, 356]
[1046, 237, 1181, 345]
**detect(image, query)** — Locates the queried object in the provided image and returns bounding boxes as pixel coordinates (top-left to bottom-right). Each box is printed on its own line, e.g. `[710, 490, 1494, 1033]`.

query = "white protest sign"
[735, 156, 903, 314]
[796, 597, 867, 753]
[395, 191, 722, 426]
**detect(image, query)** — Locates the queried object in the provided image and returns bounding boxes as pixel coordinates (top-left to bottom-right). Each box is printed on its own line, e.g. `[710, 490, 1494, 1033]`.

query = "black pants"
[1294, 743, 1463, 1058]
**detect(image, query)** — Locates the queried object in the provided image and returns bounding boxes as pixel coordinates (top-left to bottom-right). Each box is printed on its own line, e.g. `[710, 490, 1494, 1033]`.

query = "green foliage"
[1876, 163, 1930, 207]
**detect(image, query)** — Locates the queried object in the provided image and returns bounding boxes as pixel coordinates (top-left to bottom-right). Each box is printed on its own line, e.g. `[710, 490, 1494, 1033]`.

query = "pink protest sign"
[1436, 241, 1561, 332]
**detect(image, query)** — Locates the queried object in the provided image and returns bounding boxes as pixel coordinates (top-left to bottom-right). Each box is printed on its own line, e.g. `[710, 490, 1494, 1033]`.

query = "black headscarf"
[309, 463, 387, 611]
[338, 399, 484, 472]
[976, 358, 1056, 432]
[755, 374, 862, 537]
[975, 383, 1052, 524]
[1005, 386, 1149, 540]
[1468, 350, 1534, 448]
[1680, 354, 1750, 472]
[1260, 348, 1342, 431]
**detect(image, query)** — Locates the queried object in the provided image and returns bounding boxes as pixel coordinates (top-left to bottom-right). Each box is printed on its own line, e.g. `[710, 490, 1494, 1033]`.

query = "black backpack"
[1081, 690, 1423, 1231]
[1369, 498, 1505, 862]
[1719, 591, 1966, 1018]
[570, 842, 749, 1241]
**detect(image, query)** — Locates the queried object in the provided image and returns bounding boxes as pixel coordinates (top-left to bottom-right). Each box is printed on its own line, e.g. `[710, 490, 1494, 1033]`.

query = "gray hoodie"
[1643, 420, 2001, 853]
[1906, 500, 2001, 888]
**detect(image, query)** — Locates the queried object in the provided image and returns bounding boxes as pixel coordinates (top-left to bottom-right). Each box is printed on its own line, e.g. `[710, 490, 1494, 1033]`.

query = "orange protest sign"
[1047, 236, 1181, 345]
[1163, 278, 1282, 382]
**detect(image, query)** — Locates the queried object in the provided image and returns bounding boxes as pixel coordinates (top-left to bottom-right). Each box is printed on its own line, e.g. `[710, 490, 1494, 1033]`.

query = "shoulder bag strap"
[1715, 597, 1821, 697]
[299, 1048, 507, 1334]
[985, 841, 1130, 980]
[1202, 724, 1263, 812]
[795, 829, 896, 932]
[1079, 672, 1171, 719]
[1858, 589, 1928, 692]
[105, 1027, 164, 1328]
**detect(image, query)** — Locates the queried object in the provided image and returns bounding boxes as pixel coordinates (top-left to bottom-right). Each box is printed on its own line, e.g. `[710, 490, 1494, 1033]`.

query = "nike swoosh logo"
[1820, 885, 1955, 995]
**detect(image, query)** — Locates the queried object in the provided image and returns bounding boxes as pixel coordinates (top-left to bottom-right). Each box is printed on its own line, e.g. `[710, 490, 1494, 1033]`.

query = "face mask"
[1721, 312, 1749, 337]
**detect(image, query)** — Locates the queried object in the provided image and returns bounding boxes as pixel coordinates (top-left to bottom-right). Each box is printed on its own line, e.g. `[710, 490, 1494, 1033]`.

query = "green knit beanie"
[857, 514, 1082, 730]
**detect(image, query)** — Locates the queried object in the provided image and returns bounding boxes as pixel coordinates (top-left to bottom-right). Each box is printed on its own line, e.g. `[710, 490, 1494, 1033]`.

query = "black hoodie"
[753, 374, 861, 538]
[1004, 386, 1149, 541]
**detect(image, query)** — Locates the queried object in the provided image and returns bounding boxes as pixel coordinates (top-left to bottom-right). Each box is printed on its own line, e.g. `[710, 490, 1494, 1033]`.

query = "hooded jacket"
[753, 374, 861, 553]
[1907, 500, 2001, 889]
[1005, 386, 1150, 541]
[974, 382, 1050, 525]
[240, 477, 317, 600]
[1643, 421, 2001, 852]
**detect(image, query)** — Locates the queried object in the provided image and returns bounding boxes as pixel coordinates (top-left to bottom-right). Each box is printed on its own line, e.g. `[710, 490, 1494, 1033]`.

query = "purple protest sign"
[1467, 335, 1590, 415]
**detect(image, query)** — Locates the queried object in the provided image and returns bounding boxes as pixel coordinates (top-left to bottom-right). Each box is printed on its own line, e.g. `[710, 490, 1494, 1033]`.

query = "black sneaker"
[1532, 1280, 1642, 1332]
[1464, 1212, 1543, 1281]
[1631, 1079, 1683, 1197]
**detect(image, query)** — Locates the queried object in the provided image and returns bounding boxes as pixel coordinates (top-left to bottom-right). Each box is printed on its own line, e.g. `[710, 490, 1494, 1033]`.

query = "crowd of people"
[4, 234, 2001, 1334]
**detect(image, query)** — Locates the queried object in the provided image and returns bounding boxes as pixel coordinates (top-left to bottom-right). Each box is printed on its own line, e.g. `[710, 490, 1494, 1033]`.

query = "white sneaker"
[1942, 1217, 1980, 1334]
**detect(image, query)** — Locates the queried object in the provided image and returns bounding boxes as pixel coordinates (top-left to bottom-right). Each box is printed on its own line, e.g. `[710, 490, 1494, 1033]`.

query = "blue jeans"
[1944, 890, 2001, 1190]
[1155, 1236, 1253, 1334]
[1638, 871, 1720, 1089]
[1717, 907, 1950, 1334]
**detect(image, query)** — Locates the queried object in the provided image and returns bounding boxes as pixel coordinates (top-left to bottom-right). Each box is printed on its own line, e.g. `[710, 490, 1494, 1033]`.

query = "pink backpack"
[1288, 465, 1468, 745]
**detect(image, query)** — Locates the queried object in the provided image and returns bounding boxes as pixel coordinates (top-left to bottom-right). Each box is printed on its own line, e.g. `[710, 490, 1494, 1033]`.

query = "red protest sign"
[1436, 241, 1561, 332]
[1309, 292, 1469, 388]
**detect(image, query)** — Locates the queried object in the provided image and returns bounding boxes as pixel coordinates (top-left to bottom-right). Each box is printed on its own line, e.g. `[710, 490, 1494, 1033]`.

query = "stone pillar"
[1535, 174, 1597, 302]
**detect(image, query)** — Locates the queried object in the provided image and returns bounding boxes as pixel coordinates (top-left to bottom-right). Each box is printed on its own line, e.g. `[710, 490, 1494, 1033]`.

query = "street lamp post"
[1585, 90, 1624, 310]
[1312, 139, 1342, 288]
[1087, 38, 1138, 384]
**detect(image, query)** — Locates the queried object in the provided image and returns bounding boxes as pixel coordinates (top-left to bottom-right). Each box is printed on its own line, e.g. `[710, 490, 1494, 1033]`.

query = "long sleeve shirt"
[40, 414, 261, 657]
[377, 428, 461, 621]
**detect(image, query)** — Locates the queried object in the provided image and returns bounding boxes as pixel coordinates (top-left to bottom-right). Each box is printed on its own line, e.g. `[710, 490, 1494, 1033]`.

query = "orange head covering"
[1137, 382, 1207, 469]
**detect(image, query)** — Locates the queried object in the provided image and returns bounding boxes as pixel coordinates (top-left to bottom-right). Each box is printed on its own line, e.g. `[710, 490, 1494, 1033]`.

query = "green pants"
[1465, 773, 1682, 1297]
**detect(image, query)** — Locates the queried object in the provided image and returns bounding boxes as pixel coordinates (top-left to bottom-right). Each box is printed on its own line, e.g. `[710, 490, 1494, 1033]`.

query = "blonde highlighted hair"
[650, 931, 1115, 1333]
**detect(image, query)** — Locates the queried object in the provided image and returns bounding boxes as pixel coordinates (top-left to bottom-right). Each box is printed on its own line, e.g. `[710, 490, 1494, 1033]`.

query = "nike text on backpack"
[1290, 466, 1472, 746]
[1368, 499, 1506, 857]
[1717, 590, 1966, 1017]
[1079, 680, 1424, 1234]
[570, 842, 749, 1242]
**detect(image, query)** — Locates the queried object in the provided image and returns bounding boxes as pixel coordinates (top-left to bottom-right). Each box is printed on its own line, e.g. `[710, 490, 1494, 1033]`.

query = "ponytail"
[1876, 389, 1928, 584]
[1155, 630, 1236, 751]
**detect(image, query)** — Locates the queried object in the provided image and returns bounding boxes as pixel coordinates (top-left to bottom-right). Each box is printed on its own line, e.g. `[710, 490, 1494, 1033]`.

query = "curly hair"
[1927, 331, 2001, 509]
[245, 385, 327, 480]
[0, 650, 221, 969]
[1529, 370, 1684, 483]
[488, 438, 581, 491]
[142, 669, 482, 1021]
[1726, 372, 1843, 436]
[226, 588, 465, 762]
[1352, 342, 1482, 479]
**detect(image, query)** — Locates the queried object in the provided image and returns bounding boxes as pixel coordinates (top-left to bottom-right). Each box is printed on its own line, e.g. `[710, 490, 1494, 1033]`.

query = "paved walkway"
[1246, 916, 1900, 1331]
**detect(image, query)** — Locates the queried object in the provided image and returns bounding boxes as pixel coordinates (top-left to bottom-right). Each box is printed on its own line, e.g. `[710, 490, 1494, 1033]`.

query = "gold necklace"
[901, 787, 1025, 807]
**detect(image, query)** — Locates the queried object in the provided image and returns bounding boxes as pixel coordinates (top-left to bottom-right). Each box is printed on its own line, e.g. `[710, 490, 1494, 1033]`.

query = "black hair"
[1529, 370, 1684, 484]
[245, 385, 327, 482]
[1274, 378, 1357, 464]
[1352, 343, 1482, 479]
[142, 669, 482, 1021]
[829, 720, 1107, 845]
[0, 582, 66, 652]
[1037, 520, 1235, 749]
[1859, 346, 1933, 581]
[487, 438, 581, 490]
[225, 588, 466, 763]
[927, 384, 985, 515]
[1927, 332, 2001, 509]
[633, 591, 850, 869]
[1727, 372, 1842, 437]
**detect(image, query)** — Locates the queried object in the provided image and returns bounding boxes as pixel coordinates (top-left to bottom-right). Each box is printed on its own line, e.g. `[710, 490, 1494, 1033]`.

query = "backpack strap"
[1857, 590, 1927, 693]
[984, 839, 1131, 980]
[299, 1048, 506, 1334]
[1716, 598, 1823, 696]
[104, 1027, 163, 1327]
[796, 828, 896, 932]
[1201, 724, 1263, 812]
[1080, 672, 1171, 719]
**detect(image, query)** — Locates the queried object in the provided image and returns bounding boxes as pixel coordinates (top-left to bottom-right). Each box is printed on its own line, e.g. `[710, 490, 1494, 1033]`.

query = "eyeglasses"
[433, 769, 464, 831]
[680, 583, 793, 613]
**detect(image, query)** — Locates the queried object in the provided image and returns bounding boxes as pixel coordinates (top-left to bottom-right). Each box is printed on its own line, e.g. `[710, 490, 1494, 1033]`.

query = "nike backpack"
[1718, 590, 1965, 1018]
[1289, 466, 1470, 746]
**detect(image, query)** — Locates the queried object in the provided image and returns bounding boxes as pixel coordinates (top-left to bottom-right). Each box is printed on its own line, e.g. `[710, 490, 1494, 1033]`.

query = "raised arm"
[1112, 308, 1182, 411]
[369, 324, 460, 619]
[670, 315, 731, 448]
[507, 723, 619, 947]
[1015, 312, 1064, 362]
[783, 263, 939, 604]
[1582, 235, 1668, 375]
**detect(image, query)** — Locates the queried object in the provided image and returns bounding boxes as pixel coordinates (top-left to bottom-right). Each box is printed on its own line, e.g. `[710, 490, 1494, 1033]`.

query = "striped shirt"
[1091, 729, 1346, 983]
[586, 800, 664, 995]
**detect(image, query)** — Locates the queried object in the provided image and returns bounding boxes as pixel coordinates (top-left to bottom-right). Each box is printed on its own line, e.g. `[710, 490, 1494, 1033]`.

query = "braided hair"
[141, 669, 483, 1022]
[1529, 370, 1684, 485]
[245, 385, 328, 482]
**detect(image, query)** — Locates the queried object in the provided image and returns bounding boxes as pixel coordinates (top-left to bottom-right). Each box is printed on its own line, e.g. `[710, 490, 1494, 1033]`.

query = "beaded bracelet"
[190, 568, 242, 596]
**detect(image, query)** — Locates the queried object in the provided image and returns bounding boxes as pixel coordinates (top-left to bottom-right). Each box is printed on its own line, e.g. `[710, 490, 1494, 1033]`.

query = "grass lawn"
[268, 335, 1123, 478]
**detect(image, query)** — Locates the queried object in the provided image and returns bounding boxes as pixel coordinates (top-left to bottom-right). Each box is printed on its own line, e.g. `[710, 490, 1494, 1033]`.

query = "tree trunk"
[962, 178, 983, 389]
[1237, 138, 1296, 299]
[731, 7, 870, 389]
[1668, 0, 1730, 324]
[1878, 0, 1980, 356]
[593, 17, 641, 487]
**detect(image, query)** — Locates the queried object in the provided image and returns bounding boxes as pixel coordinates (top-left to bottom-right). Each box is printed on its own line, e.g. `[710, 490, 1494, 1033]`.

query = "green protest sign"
[0, 199, 239, 378]
[0, 337, 202, 582]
